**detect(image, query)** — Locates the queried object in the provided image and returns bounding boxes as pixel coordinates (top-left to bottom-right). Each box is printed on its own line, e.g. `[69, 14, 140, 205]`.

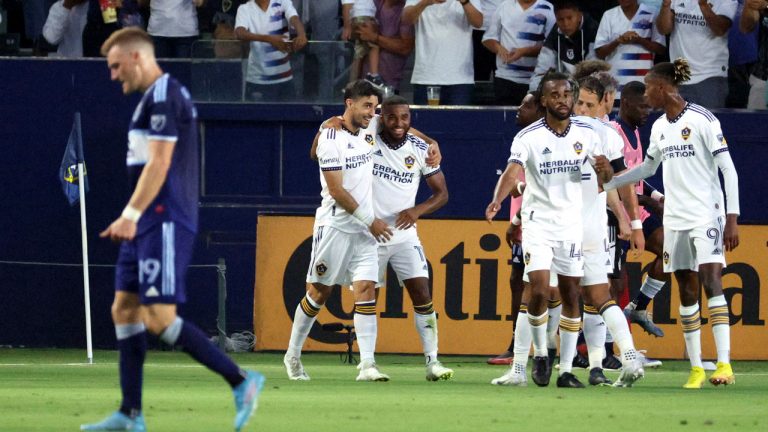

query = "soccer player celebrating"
[486, 71, 613, 388]
[284, 80, 393, 382]
[372, 96, 454, 380]
[604, 58, 740, 389]
[83, 28, 263, 432]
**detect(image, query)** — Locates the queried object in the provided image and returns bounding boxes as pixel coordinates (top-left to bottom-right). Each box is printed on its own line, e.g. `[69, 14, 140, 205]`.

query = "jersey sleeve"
[146, 95, 179, 143]
[482, 6, 502, 42]
[416, 139, 440, 177]
[284, 1, 298, 20]
[703, 117, 730, 156]
[604, 127, 625, 161]
[235, 4, 248, 30]
[646, 126, 662, 161]
[594, 10, 613, 49]
[508, 135, 529, 167]
[317, 128, 343, 171]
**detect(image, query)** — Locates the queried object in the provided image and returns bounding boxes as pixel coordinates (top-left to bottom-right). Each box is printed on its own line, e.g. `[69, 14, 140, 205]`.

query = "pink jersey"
[610, 120, 650, 222]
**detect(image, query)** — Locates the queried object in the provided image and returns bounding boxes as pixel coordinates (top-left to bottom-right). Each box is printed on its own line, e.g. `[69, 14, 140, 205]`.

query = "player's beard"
[547, 104, 571, 121]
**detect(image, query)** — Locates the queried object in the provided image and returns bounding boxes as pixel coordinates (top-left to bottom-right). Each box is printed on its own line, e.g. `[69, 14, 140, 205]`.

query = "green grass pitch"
[0, 349, 766, 432]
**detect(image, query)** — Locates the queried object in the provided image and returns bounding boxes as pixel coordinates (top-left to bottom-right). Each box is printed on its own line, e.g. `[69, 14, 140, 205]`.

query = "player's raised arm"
[603, 150, 662, 191]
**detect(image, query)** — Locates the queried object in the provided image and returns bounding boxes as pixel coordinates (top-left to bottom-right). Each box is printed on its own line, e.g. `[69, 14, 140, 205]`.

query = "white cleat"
[283, 354, 310, 381]
[356, 360, 390, 382]
[491, 367, 528, 386]
[638, 350, 663, 368]
[614, 358, 645, 388]
[426, 361, 454, 381]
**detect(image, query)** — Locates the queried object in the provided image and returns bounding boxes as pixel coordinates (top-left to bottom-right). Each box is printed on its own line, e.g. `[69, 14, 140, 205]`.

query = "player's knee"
[308, 284, 332, 305]
[111, 301, 140, 324]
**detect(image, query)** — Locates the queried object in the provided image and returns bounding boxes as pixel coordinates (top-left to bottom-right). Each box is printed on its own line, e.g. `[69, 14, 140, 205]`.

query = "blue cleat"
[233, 370, 265, 432]
[80, 411, 146, 431]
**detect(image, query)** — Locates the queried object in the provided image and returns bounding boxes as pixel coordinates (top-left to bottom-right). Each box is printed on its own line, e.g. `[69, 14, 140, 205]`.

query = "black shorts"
[607, 211, 629, 279]
[511, 243, 525, 271]
[643, 213, 663, 238]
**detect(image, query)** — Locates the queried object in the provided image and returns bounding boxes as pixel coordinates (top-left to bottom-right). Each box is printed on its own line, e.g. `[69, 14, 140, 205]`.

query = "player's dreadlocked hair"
[649, 58, 692, 86]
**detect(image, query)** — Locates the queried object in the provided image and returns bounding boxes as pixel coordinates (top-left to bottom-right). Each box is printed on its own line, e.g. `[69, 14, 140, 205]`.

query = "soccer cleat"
[638, 350, 663, 368]
[283, 354, 310, 381]
[80, 411, 146, 431]
[614, 359, 645, 388]
[572, 353, 589, 369]
[683, 367, 706, 389]
[491, 368, 528, 386]
[624, 306, 665, 337]
[556, 372, 585, 388]
[588, 367, 613, 386]
[486, 350, 514, 365]
[426, 361, 454, 381]
[531, 356, 552, 387]
[233, 370, 265, 432]
[364, 73, 385, 89]
[547, 348, 557, 368]
[602, 355, 622, 371]
[709, 362, 735, 386]
[356, 360, 390, 382]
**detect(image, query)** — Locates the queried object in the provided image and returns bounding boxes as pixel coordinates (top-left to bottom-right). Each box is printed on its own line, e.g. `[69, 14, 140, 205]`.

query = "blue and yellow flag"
[59, 112, 88, 206]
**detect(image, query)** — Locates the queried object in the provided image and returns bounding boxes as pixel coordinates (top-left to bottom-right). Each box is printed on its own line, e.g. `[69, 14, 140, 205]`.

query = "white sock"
[582, 311, 606, 370]
[354, 301, 378, 363]
[286, 294, 322, 358]
[546, 304, 562, 350]
[680, 303, 703, 369]
[414, 306, 438, 364]
[513, 310, 532, 370]
[528, 311, 549, 357]
[640, 276, 666, 299]
[558, 315, 581, 375]
[708, 295, 730, 364]
[600, 303, 636, 363]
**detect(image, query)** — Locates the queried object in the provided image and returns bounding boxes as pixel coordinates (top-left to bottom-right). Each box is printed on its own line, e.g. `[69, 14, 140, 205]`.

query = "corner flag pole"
[75, 112, 93, 364]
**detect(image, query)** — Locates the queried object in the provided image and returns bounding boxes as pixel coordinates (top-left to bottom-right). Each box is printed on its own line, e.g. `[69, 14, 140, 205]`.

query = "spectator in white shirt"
[595, 1, 666, 101]
[483, 0, 555, 105]
[140, 0, 205, 58]
[403, 0, 484, 105]
[657, 0, 738, 108]
[235, 0, 307, 101]
[43, 0, 88, 58]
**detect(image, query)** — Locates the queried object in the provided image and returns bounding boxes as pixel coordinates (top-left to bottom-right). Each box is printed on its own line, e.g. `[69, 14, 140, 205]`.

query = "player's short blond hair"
[100, 27, 155, 57]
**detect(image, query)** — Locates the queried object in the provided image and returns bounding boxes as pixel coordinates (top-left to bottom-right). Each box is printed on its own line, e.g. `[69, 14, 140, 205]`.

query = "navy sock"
[605, 341, 615, 355]
[117, 327, 147, 417]
[634, 293, 652, 311]
[175, 319, 245, 388]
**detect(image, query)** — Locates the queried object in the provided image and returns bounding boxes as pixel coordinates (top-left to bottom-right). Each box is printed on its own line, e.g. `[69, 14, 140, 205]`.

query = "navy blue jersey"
[127, 74, 199, 234]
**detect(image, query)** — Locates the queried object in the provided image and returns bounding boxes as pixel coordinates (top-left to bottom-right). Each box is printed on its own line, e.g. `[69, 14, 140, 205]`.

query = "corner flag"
[60, 112, 89, 205]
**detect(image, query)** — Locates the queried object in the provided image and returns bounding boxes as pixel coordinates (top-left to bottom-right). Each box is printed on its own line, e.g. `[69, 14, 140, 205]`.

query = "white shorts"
[522, 234, 584, 278]
[376, 237, 429, 287]
[663, 216, 727, 272]
[581, 237, 611, 286]
[306, 225, 378, 285]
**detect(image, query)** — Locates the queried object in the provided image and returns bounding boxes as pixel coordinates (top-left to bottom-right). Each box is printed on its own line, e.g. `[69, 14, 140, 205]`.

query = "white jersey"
[482, 0, 556, 84]
[315, 118, 379, 233]
[574, 116, 624, 249]
[508, 118, 603, 241]
[669, 0, 737, 84]
[594, 4, 665, 97]
[647, 103, 730, 230]
[372, 133, 440, 244]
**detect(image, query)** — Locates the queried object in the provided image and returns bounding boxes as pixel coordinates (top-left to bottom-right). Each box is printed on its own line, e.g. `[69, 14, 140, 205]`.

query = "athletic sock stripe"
[300, 298, 320, 317]
[584, 305, 599, 314]
[559, 320, 582, 332]
[598, 300, 617, 315]
[414, 302, 434, 314]
[709, 317, 730, 326]
[519, 304, 528, 313]
[680, 310, 700, 319]
[548, 300, 562, 308]
[528, 315, 548, 326]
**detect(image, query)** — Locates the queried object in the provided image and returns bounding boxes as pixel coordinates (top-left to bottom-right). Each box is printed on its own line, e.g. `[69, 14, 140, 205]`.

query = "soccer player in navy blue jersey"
[81, 28, 263, 432]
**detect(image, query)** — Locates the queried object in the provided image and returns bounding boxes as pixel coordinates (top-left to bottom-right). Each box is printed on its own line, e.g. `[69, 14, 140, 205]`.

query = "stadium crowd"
[3, 0, 767, 108]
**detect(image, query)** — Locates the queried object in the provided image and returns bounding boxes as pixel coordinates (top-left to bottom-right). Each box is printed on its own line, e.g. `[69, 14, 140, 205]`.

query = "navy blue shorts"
[115, 221, 195, 305]
[511, 243, 525, 270]
[643, 213, 663, 238]
[607, 211, 629, 279]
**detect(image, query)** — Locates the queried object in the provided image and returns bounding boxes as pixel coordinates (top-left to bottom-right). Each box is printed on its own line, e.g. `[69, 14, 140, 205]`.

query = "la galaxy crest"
[663, 251, 670, 265]
[315, 261, 328, 276]
[365, 134, 374, 145]
[681, 126, 691, 141]
[573, 141, 583, 155]
[404, 155, 415, 169]
[717, 134, 727, 146]
[524, 252, 531, 266]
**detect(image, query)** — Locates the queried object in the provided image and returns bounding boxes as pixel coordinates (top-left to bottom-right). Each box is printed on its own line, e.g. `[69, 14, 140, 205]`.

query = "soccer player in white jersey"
[373, 95, 453, 381]
[604, 59, 740, 388]
[284, 80, 394, 382]
[486, 71, 613, 388]
[573, 75, 646, 387]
